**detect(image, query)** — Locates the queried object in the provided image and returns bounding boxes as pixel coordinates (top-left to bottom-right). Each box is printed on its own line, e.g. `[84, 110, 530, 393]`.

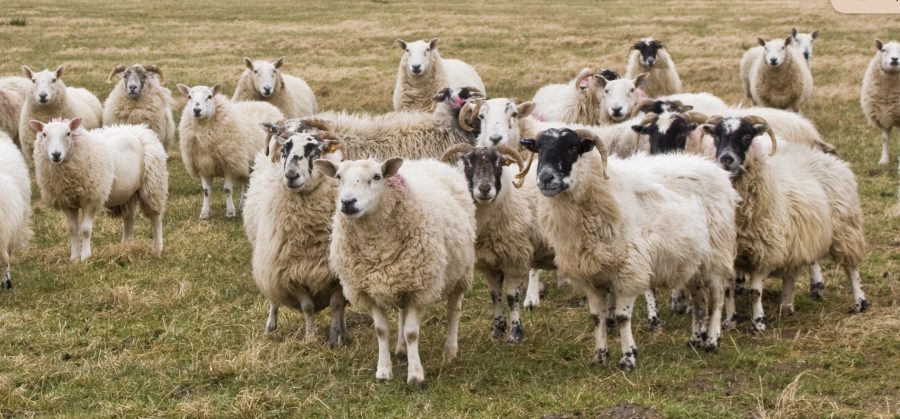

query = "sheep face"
[275, 133, 342, 192]
[759, 37, 791, 68]
[597, 75, 645, 122]
[29, 118, 81, 164]
[460, 147, 516, 203]
[702, 117, 768, 177]
[243, 57, 283, 98]
[521, 128, 596, 197]
[113, 64, 163, 99]
[23, 66, 65, 105]
[397, 39, 439, 76]
[877, 40, 900, 73]
[632, 38, 665, 67]
[315, 158, 404, 219]
[177, 84, 220, 119]
[632, 112, 697, 155]
[433, 86, 481, 111]
[790, 29, 818, 61]
[475, 99, 534, 147]
[635, 99, 692, 117]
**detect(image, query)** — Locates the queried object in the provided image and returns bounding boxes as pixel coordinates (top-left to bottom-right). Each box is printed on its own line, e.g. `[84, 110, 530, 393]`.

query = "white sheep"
[315, 157, 476, 388]
[176, 83, 285, 219]
[520, 128, 738, 368]
[531, 68, 605, 125]
[233, 56, 317, 118]
[702, 116, 868, 332]
[0, 76, 32, 98]
[597, 74, 647, 124]
[790, 28, 819, 64]
[0, 88, 23, 146]
[626, 38, 682, 97]
[740, 37, 813, 111]
[0, 130, 32, 290]
[19, 66, 103, 162]
[31, 118, 168, 261]
[103, 64, 175, 150]
[861, 39, 900, 165]
[243, 132, 346, 344]
[393, 39, 485, 112]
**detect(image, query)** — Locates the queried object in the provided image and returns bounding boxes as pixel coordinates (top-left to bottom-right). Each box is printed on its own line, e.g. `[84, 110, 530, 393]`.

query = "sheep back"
[0, 132, 32, 255]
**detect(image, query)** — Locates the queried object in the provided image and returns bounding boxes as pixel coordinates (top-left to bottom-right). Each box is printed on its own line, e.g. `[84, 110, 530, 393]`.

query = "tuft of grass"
[7, 17, 26, 26]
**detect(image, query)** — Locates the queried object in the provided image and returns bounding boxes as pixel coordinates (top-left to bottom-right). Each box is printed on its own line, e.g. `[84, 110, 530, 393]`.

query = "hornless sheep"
[393, 39, 485, 112]
[790, 28, 819, 64]
[597, 74, 647, 124]
[19, 66, 103, 162]
[440, 143, 555, 343]
[176, 83, 285, 219]
[703, 116, 868, 332]
[520, 128, 738, 368]
[0, 131, 32, 290]
[860, 39, 900, 165]
[103, 64, 175, 150]
[531, 68, 605, 125]
[468, 97, 536, 147]
[315, 157, 476, 388]
[0, 88, 23, 146]
[242, 132, 346, 344]
[0, 76, 31, 98]
[31, 118, 168, 261]
[626, 38, 682, 97]
[233, 56, 317, 118]
[740, 37, 813, 111]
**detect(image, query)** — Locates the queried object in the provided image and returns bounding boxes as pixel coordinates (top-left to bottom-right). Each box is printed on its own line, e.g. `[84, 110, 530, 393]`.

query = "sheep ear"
[22, 65, 34, 79]
[516, 101, 535, 118]
[633, 73, 647, 87]
[757, 37, 766, 47]
[520, 138, 538, 153]
[313, 159, 339, 178]
[395, 39, 407, 50]
[382, 157, 404, 178]
[211, 84, 222, 96]
[791, 28, 798, 38]
[54, 65, 65, 78]
[243, 57, 253, 69]
[428, 38, 439, 50]
[273, 56, 285, 68]
[682, 104, 694, 112]
[784, 36, 792, 46]
[260, 122, 279, 134]
[701, 124, 716, 135]
[69, 117, 82, 131]
[176, 84, 191, 96]
[811, 30, 818, 40]
[431, 87, 450, 102]
[631, 125, 646, 134]
[875, 39, 883, 51]
[28, 119, 45, 134]
[593, 74, 609, 87]
[686, 122, 699, 133]
[107, 65, 126, 83]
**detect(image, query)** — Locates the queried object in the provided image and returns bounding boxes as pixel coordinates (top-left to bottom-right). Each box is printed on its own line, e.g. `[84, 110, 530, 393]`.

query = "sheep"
[31, 118, 168, 261]
[176, 83, 285, 219]
[393, 39, 485, 112]
[440, 143, 555, 342]
[19, 66, 103, 162]
[597, 74, 647, 124]
[0, 88, 23, 146]
[626, 38, 682, 97]
[739, 37, 813, 111]
[702, 115, 868, 332]
[860, 39, 900, 165]
[531, 68, 605, 125]
[519, 127, 738, 369]
[468, 97, 536, 147]
[790, 28, 819, 64]
[314, 156, 476, 388]
[233, 56, 317, 118]
[242, 131, 347, 344]
[103, 64, 176, 150]
[0, 76, 32, 98]
[0, 131, 32, 290]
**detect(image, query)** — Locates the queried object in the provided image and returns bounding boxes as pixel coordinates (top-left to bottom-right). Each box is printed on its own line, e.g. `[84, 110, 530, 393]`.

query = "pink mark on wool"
[452, 95, 466, 109]
[636, 88, 648, 100]
[531, 110, 544, 122]
[388, 174, 406, 189]
[50, 117, 71, 124]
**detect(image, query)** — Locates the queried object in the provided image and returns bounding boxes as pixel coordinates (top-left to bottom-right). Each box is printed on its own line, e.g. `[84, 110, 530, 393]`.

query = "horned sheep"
[393, 39, 485, 112]
[103, 64, 176, 150]
[860, 39, 900, 165]
[626, 38, 682, 97]
[0, 131, 32, 290]
[233, 56, 317, 118]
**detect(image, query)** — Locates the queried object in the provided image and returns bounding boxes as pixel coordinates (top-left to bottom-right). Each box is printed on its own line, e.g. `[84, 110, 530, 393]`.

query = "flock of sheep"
[0, 28, 898, 388]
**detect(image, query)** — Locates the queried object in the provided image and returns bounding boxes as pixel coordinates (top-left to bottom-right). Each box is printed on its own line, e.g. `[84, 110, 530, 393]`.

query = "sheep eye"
[630, 88, 635, 93]
[253, 70, 258, 74]
[373, 174, 382, 181]
[66, 132, 70, 136]
[52, 79, 57, 83]
[604, 89, 609, 94]
[478, 114, 484, 120]
[511, 112, 518, 118]
[207, 95, 212, 100]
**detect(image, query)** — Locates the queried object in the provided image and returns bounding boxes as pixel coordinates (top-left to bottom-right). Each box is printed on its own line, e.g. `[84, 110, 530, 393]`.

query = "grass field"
[1, 0, 899, 417]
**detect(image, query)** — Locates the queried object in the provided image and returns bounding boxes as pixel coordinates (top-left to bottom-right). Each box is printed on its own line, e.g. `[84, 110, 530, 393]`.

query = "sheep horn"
[494, 143, 525, 173]
[573, 67, 596, 91]
[576, 128, 609, 179]
[744, 115, 777, 156]
[440, 142, 475, 164]
[312, 130, 342, 143]
[300, 118, 332, 132]
[512, 150, 536, 189]
[631, 98, 657, 117]
[634, 112, 659, 154]
[106, 65, 126, 83]
[683, 110, 709, 125]
[458, 99, 482, 133]
[144, 64, 165, 83]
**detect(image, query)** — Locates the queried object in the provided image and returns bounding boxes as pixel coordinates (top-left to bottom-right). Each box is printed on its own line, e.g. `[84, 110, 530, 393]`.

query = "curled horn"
[576, 128, 609, 179]
[631, 98, 657, 117]
[494, 143, 529, 188]
[573, 67, 595, 90]
[106, 65, 126, 83]
[683, 110, 709, 125]
[144, 64, 166, 83]
[440, 142, 475, 164]
[458, 98, 482, 132]
[512, 148, 536, 189]
[743, 115, 777, 156]
[300, 118, 332, 132]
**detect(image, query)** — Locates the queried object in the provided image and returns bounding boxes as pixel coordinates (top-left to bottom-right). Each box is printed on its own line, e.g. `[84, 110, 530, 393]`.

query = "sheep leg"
[523, 270, 542, 310]
[644, 290, 661, 331]
[444, 291, 463, 363]
[485, 271, 506, 339]
[298, 288, 317, 342]
[150, 213, 163, 256]
[749, 271, 768, 332]
[79, 205, 97, 261]
[615, 293, 639, 371]
[723, 277, 736, 330]
[687, 284, 710, 349]
[224, 175, 237, 218]
[779, 269, 798, 315]
[403, 304, 425, 388]
[2, 249, 11, 290]
[605, 290, 617, 331]
[65, 208, 82, 262]
[582, 284, 608, 365]
[734, 271, 747, 295]
[370, 305, 393, 382]
[879, 128, 891, 165]
[200, 177, 212, 220]
[808, 262, 825, 300]
[122, 210, 135, 243]
[670, 287, 691, 315]
[505, 274, 526, 344]
[265, 303, 279, 333]
[845, 266, 869, 314]
[705, 279, 725, 352]
[327, 290, 346, 347]
[394, 307, 407, 359]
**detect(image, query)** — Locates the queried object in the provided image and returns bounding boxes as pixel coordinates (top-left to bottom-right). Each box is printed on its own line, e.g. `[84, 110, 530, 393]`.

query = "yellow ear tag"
[326, 144, 338, 153]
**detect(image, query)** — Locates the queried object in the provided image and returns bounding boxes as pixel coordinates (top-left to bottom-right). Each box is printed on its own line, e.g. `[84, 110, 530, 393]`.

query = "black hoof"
[648, 316, 662, 331]
[591, 349, 608, 366]
[849, 299, 869, 314]
[809, 282, 825, 300]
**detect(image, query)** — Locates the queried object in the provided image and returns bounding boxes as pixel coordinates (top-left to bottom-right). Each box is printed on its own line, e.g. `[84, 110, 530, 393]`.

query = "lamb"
[19, 66, 103, 162]
[790, 28, 819, 64]
[0, 131, 32, 290]
[860, 39, 900, 165]
[519, 127, 738, 369]
[232, 56, 317, 118]
[242, 131, 346, 344]
[740, 37, 813, 111]
[103, 64, 176, 150]
[315, 156, 476, 388]
[393, 39, 486, 112]
[702, 116, 868, 332]
[440, 143, 555, 342]
[626, 38, 682, 97]
[0, 88, 23, 146]
[176, 83, 285, 219]
[531, 68, 605, 125]
[31, 118, 168, 261]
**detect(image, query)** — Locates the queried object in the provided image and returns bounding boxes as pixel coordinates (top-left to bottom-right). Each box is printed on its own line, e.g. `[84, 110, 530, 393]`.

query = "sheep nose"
[538, 172, 554, 185]
[611, 106, 623, 116]
[489, 134, 502, 144]
[128, 85, 138, 92]
[719, 155, 735, 167]
[769, 58, 778, 65]
[193, 108, 202, 117]
[803, 51, 810, 59]
[285, 171, 299, 181]
[38, 93, 48, 101]
[411, 64, 422, 73]
[892, 57, 899, 65]
[340, 198, 358, 214]
[478, 184, 491, 194]
[263, 86, 272, 95]
[51, 151, 61, 162]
